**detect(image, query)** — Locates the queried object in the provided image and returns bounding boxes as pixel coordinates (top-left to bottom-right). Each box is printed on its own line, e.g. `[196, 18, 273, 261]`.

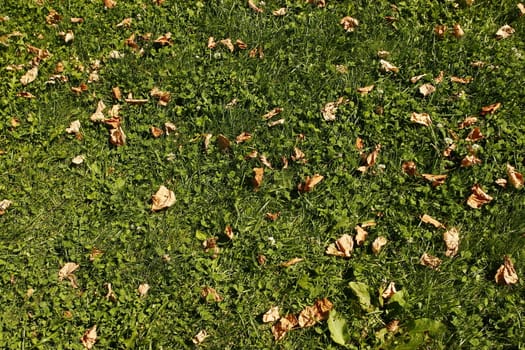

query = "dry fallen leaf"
[506, 163, 524, 189]
[104, 0, 116, 8]
[518, 3, 525, 16]
[410, 74, 426, 84]
[17, 91, 36, 99]
[402, 161, 417, 176]
[443, 227, 459, 257]
[411, 112, 432, 126]
[372, 236, 388, 255]
[272, 8, 287, 16]
[66, 120, 81, 134]
[207, 36, 216, 49]
[358, 144, 382, 173]
[272, 314, 298, 341]
[150, 87, 171, 106]
[386, 320, 400, 333]
[262, 107, 283, 120]
[58, 262, 79, 281]
[151, 185, 175, 211]
[340, 16, 359, 32]
[235, 132, 252, 144]
[220, 38, 234, 52]
[217, 134, 231, 151]
[248, 0, 264, 13]
[377, 50, 390, 58]
[380, 59, 399, 73]
[138, 283, 150, 297]
[116, 17, 131, 27]
[434, 70, 444, 84]
[223, 225, 234, 240]
[326, 234, 354, 257]
[495, 256, 518, 285]
[298, 174, 324, 193]
[259, 154, 273, 169]
[268, 118, 285, 127]
[450, 76, 473, 84]
[90, 100, 106, 122]
[235, 39, 247, 49]
[71, 17, 84, 23]
[466, 184, 493, 209]
[291, 147, 306, 163]
[265, 212, 280, 221]
[297, 298, 333, 329]
[0, 199, 12, 215]
[495, 178, 508, 187]
[481, 102, 501, 115]
[495, 25, 515, 40]
[434, 25, 447, 38]
[355, 226, 368, 246]
[421, 214, 445, 229]
[461, 154, 482, 167]
[81, 325, 97, 350]
[357, 85, 374, 95]
[252, 167, 264, 190]
[420, 252, 442, 269]
[453, 23, 465, 38]
[201, 286, 223, 302]
[381, 282, 397, 299]
[203, 237, 220, 259]
[72, 155, 85, 165]
[192, 330, 208, 345]
[262, 306, 280, 323]
[20, 67, 38, 86]
[124, 93, 148, 105]
[419, 83, 436, 97]
[465, 127, 483, 142]
[281, 257, 303, 267]
[154, 32, 173, 46]
[109, 125, 126, 146]
[458, 116, 478, 129]
[151, 126, 163, 138]
[422, 174, 447, 187]
[164, 122, 176, 135]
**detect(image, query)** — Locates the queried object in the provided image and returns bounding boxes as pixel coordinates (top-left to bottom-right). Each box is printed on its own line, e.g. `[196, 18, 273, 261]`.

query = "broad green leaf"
[327, 310, 349, 346]
[409, 318, 445, 335]
[349, 282, 371, 310]
[195, 230, 207, 241]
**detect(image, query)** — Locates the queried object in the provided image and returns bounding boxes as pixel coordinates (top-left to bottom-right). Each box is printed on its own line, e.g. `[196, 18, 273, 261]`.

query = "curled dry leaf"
[326, 234, 354, 257]
[150, 87, 171, 106]
[272, 314, 298, 341]
[164, 122, 176, 135]
[495, 178, 507, 187]
[201, 286, 223, 302]
[235, 132, 252, 144]
[421, 214, 445, 229]
[203, 237, 220, 259]
[434, 25, 447, 38]
[443, 227, 459, 257]
[81, 325, 97, 350]
[259, 154, 273, 169]
[116, 17, 131, 27]
[66, 120, 81, 134]
[382, 282, 397, 299]
[58, 262, 79, 281]
[467, 184, 493, 209]
[281, 257, 303, 267]
[72, 155, 85, 165]
[263, 306, 280, 323]
[386, 320, 400, 333]
[0, 199, 12, 215]
[359, 144, 381, 172]
[109, 125, 126, 146]
[207, 36, 216, 49]
[192, 330, 208, 345]
[235, 39, 247, 49]
[518, 3, 525, 16]
[220, 38, 234, 52]
[104, 0, 116, 8]
[124, 93, 148, 105]
[272, 8, 287, 16]
[17, 91, 36, 99]
[453, 23, 465, 38]
[420, 252, 442, 269]
[495, 25, 515, 40]
[224, 225, 234, 240]
[151, 185, 176, 211]
[20, 67, 38, 86]
[458, 116, 478, 129]
[461, 154, 482, 167]
[434, 70, 444, 84]
[377, 50, 390, 58]
[465, 127, 483, 142]
[138, 283, 150, 297]
[248, 0, 264, 13]
[151, 126, 163, 138]
[402, 161, 417, 176]
[355, 226, 368, 246]
[252, 167, 264, 190]
[410, 74, 426, 84]
[298, 174, 324, 193]
[265, 212, 280, 221]
[419, 83, 436, 97]
[71, 83, 88, 94]
[450, 76, 473, 84]
[203, 133, 212, 151]
[71, 17, 84, 23]
[262, 107, 283, 120]
[357, 85, 374, 95]
[411, 112, 432, 126]
[380, 59, 399, 73]
[481, 102, 501, 115]
[340, 16, 359, 32]
[105, 283, 117, 302]
[372, 236, 388, 255]
[355, 137, 364, 151]
[291, 147, 306, 163]
[154, 32, 173, 46]
[217, 134, 231, 151]
[257, 254, 267, 265]
[46, 9, 62, 25]
[506, 163, 524, 189]
[422, 174, 447, 186]
[495, 256, 518, 285]
[268, 118, 285, 127]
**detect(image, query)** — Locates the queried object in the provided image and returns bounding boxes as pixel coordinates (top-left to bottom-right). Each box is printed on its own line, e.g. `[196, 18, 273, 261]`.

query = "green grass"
[0, 0, 524, 348]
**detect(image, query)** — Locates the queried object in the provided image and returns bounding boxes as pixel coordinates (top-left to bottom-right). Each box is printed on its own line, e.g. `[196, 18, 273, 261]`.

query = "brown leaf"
[381, 282, 397, 299]
[355, 137, 364, 151]
[207, 36, 216, 49]
[71, 83, 88, 94]
[422, 174, 447, 186]
[458, 116, 478, 129]
[365, 144, 381, 168]
[306, 0, 326, 7]
[326, 234, 354, 257]
[138, 283, 150, 297]
[410, 112, 432, 126]
[248, 0, 264, 13]
[495, 256, 518, 285]
[201, 286, 223, 302]
[298, 174, 324, 193]
[419, 252, 442, 269]
[150, 87, 171, 106]
[116, 17, 131, 27]
[272, 8, 287, 16]
[380, 59, 399, 73]
[453, 23, 465, 38]
[355, 226, 368, 246]
[154, 32, 173, 46]
[268, 118, 285, 127]
[357, 85, 374, 95]
[265, 212, 280, 221]
[467, 184, 493, 209]
[17, 91, 36, 99]
[203, 237, 220, 259]
[297, 298, 333, 328]
[58, 262, 79, 281]
[223, 225, 234, 240]
[480, 102, 501, 115]
[281, 257, 303, 267]
[235, 132, 252, 144]
[272, 314, 298, 341]
[109, 125, 126, 146]
[377, 50, 390, 58]
[89, 247, 104, 261]
[235, 39, 247, 49]
[151, 185, 176, 211]
[461, 154, 482, 167]
[150, 126, 163, 138]
[20, 67, 38, 86]
[410, 74, 426, 84]
[419, 83, 436, 97]
[495, 25, 515, 40]
[81, 325, 97, 350]
[402, 161, 417, 176]
[421, 214, 445, 229]
[71, 17, 84, 23]
[386, 320, 400, 333]
[443, 227, 459, 257]
[450, 76, 473, 84]
[203, 133, 213, 151]
[495, 178, 507, 187]
[0, 199, 12, 215]
[465, 127, 483, 142]
[372, 236, 388, 255]
[252, 167, 264, 190]
[104, 0, 116, 8]
[262, 107, 283, 120]
[506, 163, 524, 189]
[291, 147, 306, 163]
[217, 134, 231, 151]
[262, 306, 280, 323]
[434, 25, 447, 38]
[124, 93, 148, 105]
[259, 154, 273, 169]
[66, 120, 81, 135]
[340, 16, 359, 32]
[220, 38, 234, 52]
[71, 155, 85, 165]
[518, 3, 525, 16]
[192, 330, 208, 345]
[434, 70, 444, 84]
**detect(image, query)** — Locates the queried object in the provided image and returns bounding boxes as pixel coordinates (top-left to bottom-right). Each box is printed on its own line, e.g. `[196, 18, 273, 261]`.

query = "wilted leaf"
[434, 25, 447, 38]
[262, 107, 283, 120]
[465, 127, 483, 142]
[443, 227, 459, 257]
[495, 256, 518, 285]
[223, 225, 234, 240]
[104, 0, 116, 8]
[268, 118, 285, 127]
[410, 74, 426, 83]
[220, 38, 234, 52]
[467, 184, 493, 208]
[458, 116, 478, 129]
[109, 125, 126, 146]
[421, 214, 445, 229]
[192, 330, 208, 345]
[150, 87, 171, 106]
[235, 39, 247, 49]
[419, 83, 435, 97]
[259, 154, 273, 169]
[506, 163, 524, 189]
[291, 147, 306, 163]
[377, 50, 390, 58]
[272, 8, 286, 16]
[411, 112, 432, 126]
[380, 59, 399, 73]
[372, 236, 388, 255]
[151, 126, 163, 138]
[461, 154, 482, 167]
[272, 314, 298, 341]
[248, 0, 264, 13]
[326, 234, 354, 257]
[450, 76, 473, 84]
[154, 32, 173, 46]
[72, 155, 85, 165]
[71, 17, 84, 23]
[0, 199, 12, 215]
[518, 3, 525, 16]
[281, 257, 303, 267]
[58, 262, 79, 281]
[340, 16, 359, 32]
[422, 174, 447, 186]
[46, 10, 62, 25]
[298, 298, 333, 328]
[20, 67, 38, 86]
[357, 85, 374, 95]
[263, 306, 280, 323]
[355, 137, 364, 151]
[453, 23, 465, 38]
[298, 174, 324, 193]
[81, 325, 97, 349]
[116, 17, 131, 27]
[235, 132, 251, 144]
[66, 120, 81, 135]
[151, 185, 175, 211]
[495, 178, 507, 187]
[481, 102, 501, 115]
[434, 70, 444, 84]
[495, 25, 515, 40]
[382, 282, 397, 299]
[207, 36, 216, 49]
[217, 134, 231, 151]
[252, 167, 264, 190]
[138, 283, 150, 297]
[420, 252, 442, 269]
[402, 161, 417, 176]
[201, 286, 223, 302]
[355, 226, 368, 246]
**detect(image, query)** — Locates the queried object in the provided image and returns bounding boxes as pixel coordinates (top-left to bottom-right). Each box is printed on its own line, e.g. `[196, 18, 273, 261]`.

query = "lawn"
[0, 0, 524, 348]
